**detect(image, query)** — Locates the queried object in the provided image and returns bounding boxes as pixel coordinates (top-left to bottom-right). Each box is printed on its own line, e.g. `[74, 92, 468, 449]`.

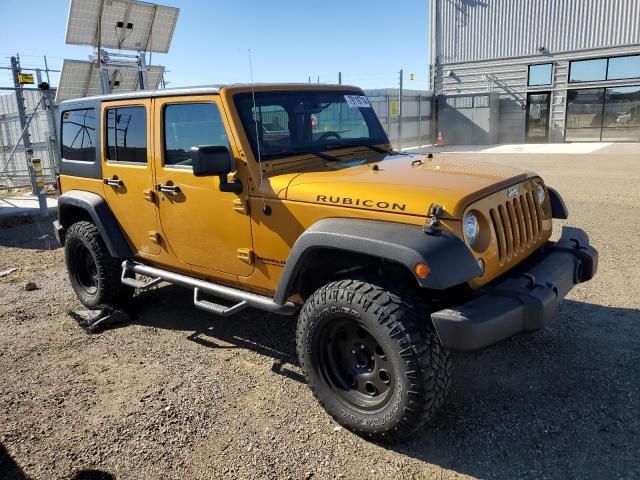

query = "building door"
[153, 96, 254, 277]
[525, 92, 551, 143]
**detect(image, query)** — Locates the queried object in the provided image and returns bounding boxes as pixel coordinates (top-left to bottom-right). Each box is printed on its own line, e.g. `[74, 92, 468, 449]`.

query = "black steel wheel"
[297, 279, 451, 441]
[64, 221, 133, 309]
[319, 318, 395, 411]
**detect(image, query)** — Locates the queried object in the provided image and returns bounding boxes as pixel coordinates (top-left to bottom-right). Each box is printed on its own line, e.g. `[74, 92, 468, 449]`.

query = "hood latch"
[423, 204, 444, 235]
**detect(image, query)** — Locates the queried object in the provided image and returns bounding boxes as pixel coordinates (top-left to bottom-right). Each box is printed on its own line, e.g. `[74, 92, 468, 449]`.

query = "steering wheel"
[318, 131, 342, 141]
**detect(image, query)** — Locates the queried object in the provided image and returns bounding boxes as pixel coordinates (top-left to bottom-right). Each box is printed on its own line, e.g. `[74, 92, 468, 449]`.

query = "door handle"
[156, 183, 181, 194]
[103, 177, 123, 187]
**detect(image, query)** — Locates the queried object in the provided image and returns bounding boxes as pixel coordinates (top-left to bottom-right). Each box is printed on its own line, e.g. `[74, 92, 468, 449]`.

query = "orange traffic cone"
[435, 130, 445, 147]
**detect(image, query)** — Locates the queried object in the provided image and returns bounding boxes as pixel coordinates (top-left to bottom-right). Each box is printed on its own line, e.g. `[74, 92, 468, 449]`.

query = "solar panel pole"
[99, 50, 111, 95]
[138, 53, 149, 90]
[11, 56, 34, 183]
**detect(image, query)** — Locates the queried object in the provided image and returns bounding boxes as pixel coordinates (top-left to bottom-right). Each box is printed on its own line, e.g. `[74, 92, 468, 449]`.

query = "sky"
[0, 0, 431, 92]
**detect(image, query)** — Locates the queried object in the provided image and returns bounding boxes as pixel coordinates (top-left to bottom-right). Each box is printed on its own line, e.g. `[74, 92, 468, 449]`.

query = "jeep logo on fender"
[316, 195, 406, 212]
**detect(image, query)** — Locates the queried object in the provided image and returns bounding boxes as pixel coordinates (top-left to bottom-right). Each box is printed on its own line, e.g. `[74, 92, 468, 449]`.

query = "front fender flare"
[273, 218, 481, 304]
[57, 190, 132, 258]
[548, 187, 569, 219]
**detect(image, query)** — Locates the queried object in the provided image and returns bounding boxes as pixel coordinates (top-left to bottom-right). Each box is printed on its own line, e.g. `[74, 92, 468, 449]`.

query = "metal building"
[430, 0, 640, 143]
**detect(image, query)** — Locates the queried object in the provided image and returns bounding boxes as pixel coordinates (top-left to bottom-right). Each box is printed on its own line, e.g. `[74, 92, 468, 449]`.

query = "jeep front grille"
[489, 191, 544, 264]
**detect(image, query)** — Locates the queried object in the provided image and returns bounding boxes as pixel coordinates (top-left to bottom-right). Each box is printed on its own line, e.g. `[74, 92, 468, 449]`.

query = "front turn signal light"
[414, 263, 430, 278]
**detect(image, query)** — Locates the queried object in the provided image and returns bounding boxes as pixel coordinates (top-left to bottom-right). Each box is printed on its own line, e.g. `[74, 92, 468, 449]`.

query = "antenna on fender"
[248, 49, 268, 214]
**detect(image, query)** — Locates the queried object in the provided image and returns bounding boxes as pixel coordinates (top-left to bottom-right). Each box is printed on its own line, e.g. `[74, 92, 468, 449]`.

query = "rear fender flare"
[57, 190, 132, 258]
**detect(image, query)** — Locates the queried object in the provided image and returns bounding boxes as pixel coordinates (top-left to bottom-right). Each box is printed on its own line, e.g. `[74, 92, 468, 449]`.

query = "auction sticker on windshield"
[344, 95, 371, 108]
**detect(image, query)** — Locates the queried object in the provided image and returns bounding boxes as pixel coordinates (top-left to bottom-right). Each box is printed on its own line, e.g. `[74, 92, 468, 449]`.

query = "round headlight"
[536, 183, 546, 205]
[463, 212, 480, 244]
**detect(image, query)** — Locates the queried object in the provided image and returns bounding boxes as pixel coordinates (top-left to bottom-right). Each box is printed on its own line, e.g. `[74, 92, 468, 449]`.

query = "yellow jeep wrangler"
[54, 84, 597, 440]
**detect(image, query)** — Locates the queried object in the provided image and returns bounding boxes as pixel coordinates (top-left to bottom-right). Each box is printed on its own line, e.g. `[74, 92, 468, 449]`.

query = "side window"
[105, 106, 147, 163]
[61, 108, 96, 161]
[164, 103, 230, 167]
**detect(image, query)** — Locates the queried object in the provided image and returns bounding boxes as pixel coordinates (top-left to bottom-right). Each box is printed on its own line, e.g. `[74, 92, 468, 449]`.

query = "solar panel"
[65, 0, 179, 53]
[55, 59, 165, 102]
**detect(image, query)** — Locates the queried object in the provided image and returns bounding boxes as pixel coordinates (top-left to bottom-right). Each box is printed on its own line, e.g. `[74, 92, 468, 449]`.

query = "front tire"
[296, 279, 451, 441]
[64, 221, 133, 309]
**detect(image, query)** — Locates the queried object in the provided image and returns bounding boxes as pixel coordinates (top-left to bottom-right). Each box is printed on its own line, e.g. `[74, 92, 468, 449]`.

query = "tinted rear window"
[106, 106, 147, 163]
[61, 108, 96, 162]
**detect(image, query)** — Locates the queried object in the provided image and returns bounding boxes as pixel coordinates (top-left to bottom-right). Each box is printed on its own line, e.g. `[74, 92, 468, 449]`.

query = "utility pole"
[338, 72, 342, 85]
[397, 69, 404, 150]
[10, 55, 37, 192]
[11, 56, 33, 165]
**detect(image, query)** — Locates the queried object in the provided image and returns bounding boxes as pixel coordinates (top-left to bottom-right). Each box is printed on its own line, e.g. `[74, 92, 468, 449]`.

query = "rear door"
[101, 99, 161, 256]
[152, 96, 254, 276]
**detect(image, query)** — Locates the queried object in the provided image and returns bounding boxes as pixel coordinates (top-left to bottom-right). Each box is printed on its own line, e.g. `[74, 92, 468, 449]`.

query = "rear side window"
[105, 106, 147, 163]
[163, 103, 230, 167]
[61, 109, 96, 162]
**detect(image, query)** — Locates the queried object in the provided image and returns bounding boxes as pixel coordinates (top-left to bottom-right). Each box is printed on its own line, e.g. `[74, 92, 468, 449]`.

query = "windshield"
[234, 90, 389, 161]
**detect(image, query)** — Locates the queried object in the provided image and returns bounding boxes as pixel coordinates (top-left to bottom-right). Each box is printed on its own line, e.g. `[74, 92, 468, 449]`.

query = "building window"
[569, 58, 607, 83]
[607, 55, 640, 81]
[105, 106, 147, 163]
[61, 109, 96, 162]
[565, 89, 604, 141]
[454, 96, 473, 109]
[565, 86, 640, 142]
[569, 55, 640, 83]
[163, 103, 230, 167]
[602, 85, 640, 141]
[474, 95, 489, 108]
[528, 63, 552, 86]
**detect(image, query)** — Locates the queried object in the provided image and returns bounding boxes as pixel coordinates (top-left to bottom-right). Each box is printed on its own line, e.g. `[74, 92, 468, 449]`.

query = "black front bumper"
[431, 227, 598, 351]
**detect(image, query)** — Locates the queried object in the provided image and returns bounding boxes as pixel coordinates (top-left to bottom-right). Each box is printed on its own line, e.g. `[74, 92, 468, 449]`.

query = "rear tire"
[296, 279, 451, 441]
[64, 221, 133, 309]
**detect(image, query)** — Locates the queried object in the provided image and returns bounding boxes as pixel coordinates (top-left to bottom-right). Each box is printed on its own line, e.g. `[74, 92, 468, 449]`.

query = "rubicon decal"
[316, 195, 406, 212]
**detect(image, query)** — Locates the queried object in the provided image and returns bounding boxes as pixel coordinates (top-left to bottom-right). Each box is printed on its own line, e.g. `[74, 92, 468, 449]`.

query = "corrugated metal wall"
[435, 44, 640, 143]
[433, 0, 640, 143]
[436, 0, 640, 64]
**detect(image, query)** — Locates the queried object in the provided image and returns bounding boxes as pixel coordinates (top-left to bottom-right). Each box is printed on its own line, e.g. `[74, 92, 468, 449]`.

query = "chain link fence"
[365, 89, 433, 150]
[0, 89, 58, 189]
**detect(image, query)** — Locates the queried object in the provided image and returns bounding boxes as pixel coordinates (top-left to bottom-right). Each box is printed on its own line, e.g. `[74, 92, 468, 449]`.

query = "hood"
[269, 153, 535, 219]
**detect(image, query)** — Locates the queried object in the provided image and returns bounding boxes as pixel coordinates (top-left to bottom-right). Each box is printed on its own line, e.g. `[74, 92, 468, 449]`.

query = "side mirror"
[191, 145, 242, 193]
[191, 145, 233, 176]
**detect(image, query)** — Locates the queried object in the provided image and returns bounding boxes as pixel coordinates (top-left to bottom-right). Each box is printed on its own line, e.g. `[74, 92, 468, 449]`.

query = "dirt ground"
[1, 152, 639, 479]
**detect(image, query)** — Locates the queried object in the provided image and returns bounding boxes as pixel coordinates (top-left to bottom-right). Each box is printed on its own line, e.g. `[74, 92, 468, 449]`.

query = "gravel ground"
[1, 153, 639, 479]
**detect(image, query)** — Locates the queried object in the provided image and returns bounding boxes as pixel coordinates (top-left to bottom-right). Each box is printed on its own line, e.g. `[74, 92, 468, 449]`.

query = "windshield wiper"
[327, 142, 394, 155]
[308, 150, 343, 162]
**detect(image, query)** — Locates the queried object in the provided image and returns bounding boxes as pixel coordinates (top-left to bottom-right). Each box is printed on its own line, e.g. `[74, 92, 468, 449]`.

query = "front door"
[101, 100, 161, 256]
[525, 92, 551, 143]
[153, 96, 254, 277]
